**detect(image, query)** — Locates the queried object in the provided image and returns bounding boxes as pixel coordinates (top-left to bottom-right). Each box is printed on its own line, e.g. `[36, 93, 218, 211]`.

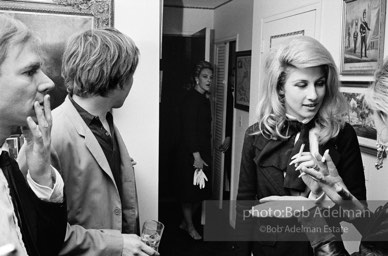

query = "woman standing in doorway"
[176, 60, 214, 240]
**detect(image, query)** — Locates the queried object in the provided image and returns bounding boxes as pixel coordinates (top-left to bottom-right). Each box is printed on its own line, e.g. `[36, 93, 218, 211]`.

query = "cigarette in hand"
[295, 144, 305, 167]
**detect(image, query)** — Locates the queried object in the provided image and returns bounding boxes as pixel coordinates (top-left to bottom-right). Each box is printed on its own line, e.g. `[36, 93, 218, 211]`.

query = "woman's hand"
[192, 152, 208, 189]
[218, 136, 231, 152]
[192, 152, 208, 170]
[289, 148, 323, 196]
[299, 151, 365, 212]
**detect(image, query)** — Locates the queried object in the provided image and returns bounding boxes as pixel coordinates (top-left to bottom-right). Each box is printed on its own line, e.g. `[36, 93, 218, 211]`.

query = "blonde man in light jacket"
[20, 28, 157, 256]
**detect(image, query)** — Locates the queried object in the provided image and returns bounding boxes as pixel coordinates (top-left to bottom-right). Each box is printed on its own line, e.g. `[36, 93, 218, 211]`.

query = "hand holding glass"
[141, 220, 164, 252]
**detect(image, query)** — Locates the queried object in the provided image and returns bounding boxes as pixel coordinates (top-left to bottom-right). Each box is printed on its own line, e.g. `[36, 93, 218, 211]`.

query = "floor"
[158, 199, 238, 256]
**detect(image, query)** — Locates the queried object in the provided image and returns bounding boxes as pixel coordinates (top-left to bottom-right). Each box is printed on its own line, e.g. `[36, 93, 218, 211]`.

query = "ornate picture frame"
[341, 82, 376, 155]
[341, 0, 386, 76]
[0, 0, 114, 108]
[235, 50, 251, 112]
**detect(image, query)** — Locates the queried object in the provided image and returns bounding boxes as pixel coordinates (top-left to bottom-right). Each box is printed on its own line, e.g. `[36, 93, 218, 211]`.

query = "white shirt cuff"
[27, 166, 64, 203]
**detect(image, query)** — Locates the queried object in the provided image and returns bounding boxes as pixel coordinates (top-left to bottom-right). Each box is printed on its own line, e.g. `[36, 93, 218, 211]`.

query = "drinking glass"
[140, 220, 164, 251]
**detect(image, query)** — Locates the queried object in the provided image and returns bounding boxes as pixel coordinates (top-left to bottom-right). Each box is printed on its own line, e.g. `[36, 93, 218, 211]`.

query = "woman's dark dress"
[176, 89, 212, 202]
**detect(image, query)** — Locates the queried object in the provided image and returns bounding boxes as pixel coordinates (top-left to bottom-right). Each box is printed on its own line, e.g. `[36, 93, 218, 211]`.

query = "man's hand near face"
[22, 94, 54, 188]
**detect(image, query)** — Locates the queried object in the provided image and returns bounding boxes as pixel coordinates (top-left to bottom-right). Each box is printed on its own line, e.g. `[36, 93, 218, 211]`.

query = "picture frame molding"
[340, 0, 386, 76]
[269, 30, 304, 50]
[234, 50, 251, 112]
[0, 0, 114, 27]
[0, 0, 114, 109]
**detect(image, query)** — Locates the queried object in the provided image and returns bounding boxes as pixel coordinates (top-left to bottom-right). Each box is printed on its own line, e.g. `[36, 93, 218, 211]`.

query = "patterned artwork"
[0, 0, 113, 108]
[341, 0, 386, 75]
[235, 51, 251, 111]
[343, 91, 376, 140]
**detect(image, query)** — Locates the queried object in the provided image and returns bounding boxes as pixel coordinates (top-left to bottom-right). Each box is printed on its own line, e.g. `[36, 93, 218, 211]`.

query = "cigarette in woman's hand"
[294, 144, 305, 167]
[298, 144, 305, 156]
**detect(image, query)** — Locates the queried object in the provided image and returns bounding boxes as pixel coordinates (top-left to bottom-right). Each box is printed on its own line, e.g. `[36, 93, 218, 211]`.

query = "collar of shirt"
[285, 113, 314, 124]
[69, 95, 113, 127]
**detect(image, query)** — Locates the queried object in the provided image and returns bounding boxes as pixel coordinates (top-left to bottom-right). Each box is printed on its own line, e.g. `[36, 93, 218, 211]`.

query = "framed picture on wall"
[235, 50, 251, 111]
[341, 0, 386, 76]
[341, 82, 376, 155]
[0, 0, 114, 109]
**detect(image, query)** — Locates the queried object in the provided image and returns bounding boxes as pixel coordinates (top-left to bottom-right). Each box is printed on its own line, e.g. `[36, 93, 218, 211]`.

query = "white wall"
[163, 6, 214, 35]
[214, 0, 253, 204]
[114, 0, 160, 224]
[214, 0, 253, 50]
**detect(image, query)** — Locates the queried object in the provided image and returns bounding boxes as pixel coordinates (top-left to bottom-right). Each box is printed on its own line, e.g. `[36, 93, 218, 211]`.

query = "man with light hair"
[53, 28, 157, 256]
[0, 14, 67, 256]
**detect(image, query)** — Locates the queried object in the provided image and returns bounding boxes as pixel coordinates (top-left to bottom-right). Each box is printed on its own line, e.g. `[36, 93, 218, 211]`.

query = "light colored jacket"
[51, 96, 139, 255]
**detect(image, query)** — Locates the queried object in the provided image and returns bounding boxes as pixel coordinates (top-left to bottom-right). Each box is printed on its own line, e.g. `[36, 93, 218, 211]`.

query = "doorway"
[159, 33, 210, 202]
[158, 32, 213, 254]
[224, 40, 236, 199]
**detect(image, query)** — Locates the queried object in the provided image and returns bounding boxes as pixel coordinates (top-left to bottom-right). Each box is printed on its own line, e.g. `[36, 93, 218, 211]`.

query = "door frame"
[213, 35, 238, 206]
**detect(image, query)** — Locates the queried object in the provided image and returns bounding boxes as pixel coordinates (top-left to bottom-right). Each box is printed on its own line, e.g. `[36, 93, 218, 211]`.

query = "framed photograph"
[341, 0, 386, 76]
[340, 83, 377, 155]
[235, 50, 251, 111]
[0, 0, 114, 109]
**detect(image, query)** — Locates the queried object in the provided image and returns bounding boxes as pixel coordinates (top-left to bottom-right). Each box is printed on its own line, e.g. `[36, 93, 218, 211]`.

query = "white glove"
[193, 169, 208, 189]
[193, 169, 199, 185]
[199, 170, 208, 189]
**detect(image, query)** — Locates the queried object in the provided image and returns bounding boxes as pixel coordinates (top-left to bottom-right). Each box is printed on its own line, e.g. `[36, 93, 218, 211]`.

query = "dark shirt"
[69, 96, 123, 200]
[236, 122, 366, 256]
[360, 20, 370, 36]
[0, 151, 67, 256]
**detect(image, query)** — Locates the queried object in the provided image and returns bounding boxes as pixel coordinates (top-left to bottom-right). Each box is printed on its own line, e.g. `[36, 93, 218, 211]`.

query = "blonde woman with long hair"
[236, 36, 366, 256]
